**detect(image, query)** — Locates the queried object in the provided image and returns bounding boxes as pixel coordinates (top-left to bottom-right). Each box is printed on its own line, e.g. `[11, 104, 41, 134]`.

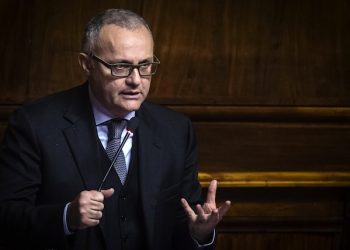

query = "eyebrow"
[111, 57, 154, 65]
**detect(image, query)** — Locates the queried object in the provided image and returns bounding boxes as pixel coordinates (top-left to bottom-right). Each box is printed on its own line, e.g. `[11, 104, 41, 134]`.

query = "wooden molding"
[217, 216, 343, 233]
[1, 105, 350, 122]
[199, 171, 350, 187]
[168, 106, 350, 122]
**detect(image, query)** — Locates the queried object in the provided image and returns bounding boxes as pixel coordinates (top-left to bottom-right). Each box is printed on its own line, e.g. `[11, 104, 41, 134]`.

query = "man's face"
[84, 24, 154, 117]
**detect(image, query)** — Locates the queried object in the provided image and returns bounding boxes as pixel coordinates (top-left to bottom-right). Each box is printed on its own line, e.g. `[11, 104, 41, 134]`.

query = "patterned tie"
[105, 119, 128, 185]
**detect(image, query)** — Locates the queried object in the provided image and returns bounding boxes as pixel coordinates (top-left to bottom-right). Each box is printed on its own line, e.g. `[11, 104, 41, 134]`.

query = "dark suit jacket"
[0, 83, 211, 250]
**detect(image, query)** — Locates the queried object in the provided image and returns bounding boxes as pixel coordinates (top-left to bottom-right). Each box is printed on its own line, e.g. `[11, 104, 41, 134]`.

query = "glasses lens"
[110, 60, 159, 77]
[139, 63, 159, 76]
[111, 65, 131, 77]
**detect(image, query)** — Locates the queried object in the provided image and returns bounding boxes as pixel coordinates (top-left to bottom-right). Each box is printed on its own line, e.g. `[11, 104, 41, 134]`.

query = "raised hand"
[181, 180, 231, 243]
[67, 188, 114, 231]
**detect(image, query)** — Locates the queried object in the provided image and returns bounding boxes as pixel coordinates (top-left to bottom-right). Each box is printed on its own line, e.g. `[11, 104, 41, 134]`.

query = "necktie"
[105, 119, 128, 185]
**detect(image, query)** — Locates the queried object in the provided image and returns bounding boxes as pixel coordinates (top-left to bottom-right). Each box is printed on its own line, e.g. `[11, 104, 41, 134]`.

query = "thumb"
[101, 188, 114, 198]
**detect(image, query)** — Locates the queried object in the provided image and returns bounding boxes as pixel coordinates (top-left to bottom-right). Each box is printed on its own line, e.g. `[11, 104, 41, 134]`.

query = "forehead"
[95, 24, 154, 61]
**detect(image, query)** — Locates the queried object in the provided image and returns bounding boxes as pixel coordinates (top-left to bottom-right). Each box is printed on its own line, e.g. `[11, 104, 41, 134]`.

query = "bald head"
[82, 9, 153, 54]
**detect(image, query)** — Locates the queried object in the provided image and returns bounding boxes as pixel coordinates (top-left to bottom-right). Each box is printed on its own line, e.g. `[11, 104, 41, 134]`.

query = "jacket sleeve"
[172, 118, 215, 250]
[0, 107, 67, 248]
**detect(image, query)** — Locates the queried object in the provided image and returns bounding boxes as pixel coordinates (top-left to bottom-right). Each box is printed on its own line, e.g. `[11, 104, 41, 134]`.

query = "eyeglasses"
[90, 54, 160, 78]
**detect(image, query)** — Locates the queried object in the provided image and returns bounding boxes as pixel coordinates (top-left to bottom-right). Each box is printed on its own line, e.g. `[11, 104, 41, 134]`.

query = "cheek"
[90, 78, 122, 101]
[142, 80, 151, 93]
[101, 78, 123, 94]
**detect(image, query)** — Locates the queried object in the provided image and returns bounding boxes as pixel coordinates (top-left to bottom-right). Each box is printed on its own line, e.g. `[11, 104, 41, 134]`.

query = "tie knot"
[107, 119, 127, 140]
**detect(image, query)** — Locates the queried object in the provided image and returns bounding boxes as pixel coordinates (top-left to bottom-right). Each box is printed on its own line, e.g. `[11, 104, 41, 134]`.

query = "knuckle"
[97, 211, 103, 219]
[80, 190, 89, 197]
[80, 200, 88, 206]
[79, 207, 86, 215]
[93, 192, 103, 201]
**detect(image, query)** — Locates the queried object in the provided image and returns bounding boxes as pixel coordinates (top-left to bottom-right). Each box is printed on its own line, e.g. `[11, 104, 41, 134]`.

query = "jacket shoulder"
[22, 84, 87, 113]
[140, 101, 190, 123]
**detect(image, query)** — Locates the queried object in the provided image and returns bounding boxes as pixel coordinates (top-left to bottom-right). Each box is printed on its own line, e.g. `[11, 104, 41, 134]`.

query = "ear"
[78, 53, 92, 75]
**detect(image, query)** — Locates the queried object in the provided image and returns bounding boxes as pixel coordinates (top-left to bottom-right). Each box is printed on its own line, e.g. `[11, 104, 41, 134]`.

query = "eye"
[114, 64, 131, 70]
[139, 64, 151, 70]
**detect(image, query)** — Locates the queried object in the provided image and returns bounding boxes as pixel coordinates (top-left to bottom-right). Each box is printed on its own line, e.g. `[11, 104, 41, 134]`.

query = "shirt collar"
[88, 85, 135, 126]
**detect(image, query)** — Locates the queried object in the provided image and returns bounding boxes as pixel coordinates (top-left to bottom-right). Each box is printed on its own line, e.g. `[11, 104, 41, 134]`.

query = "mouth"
[120, 91, 142, 99]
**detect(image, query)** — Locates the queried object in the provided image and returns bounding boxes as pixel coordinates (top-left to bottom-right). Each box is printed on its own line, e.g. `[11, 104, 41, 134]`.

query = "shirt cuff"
[63, 202, 74, 235]
[192, 229, 215, 248]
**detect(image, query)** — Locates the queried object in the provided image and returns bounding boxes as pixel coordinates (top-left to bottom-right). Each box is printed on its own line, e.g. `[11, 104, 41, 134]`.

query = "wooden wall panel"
[0, 0, 144, 103]
[0, 0, 33, 103]
[213, 187, 346, 250]
[214, 187, 345, 218]
[0, 0, 349, 250]
[26, 0, 145, 101]
[1, 0, 349, 105]
[216, 233, 338, 250]
[194, 121, 350, 172]
[144, 0, 350, 105]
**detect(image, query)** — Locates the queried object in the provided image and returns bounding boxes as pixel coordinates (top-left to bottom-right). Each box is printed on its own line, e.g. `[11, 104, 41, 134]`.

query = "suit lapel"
[137, 106, 163, 249]
[63, 121, 102, 191]
[62, 84, 102, 191]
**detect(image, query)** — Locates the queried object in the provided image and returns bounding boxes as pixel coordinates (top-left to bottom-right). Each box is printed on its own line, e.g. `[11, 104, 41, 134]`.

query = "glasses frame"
[90, 54, 160, 78]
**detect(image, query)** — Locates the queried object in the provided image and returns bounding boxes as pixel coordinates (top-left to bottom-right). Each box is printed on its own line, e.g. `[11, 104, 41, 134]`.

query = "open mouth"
[123, 91, 138, 95]
[121, 91, 141, 98]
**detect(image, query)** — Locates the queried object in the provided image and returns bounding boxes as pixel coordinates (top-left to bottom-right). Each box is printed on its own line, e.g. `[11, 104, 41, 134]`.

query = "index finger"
[206, 179, 217, 204]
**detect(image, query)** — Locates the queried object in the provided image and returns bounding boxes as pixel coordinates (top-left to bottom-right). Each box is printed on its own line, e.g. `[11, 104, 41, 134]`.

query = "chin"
[119, 102, 142, 114]
[126, 100, 143, 109]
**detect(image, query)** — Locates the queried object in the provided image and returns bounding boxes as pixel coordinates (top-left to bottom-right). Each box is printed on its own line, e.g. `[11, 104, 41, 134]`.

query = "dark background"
[0, 0, 349, 249]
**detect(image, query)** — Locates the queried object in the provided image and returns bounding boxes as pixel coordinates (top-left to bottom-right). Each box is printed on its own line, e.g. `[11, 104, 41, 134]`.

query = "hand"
[67, 188, 114, 231]
[181, 180, 231, 243]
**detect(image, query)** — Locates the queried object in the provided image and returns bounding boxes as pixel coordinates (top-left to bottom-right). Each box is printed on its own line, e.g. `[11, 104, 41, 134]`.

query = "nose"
[126, 68, 141, 86]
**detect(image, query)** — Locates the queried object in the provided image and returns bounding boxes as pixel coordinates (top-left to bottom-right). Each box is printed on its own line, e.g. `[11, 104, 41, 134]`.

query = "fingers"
[184, 181, 231, 243]
[87, 209, 103, 221]
[101, 188, 114, 198]
[206, 180, 217, 204]
[89, 190, 105, 202]
[206, 207, 220, 225]
[218, 200, 231, 219]
[195, 204, 206, 222]
[68, 189, 114, 231]
[181, 198, 196, 221]
[202, 202, 215, 213]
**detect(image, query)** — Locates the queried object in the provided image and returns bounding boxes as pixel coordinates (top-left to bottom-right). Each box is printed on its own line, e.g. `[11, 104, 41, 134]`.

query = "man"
[0, 9, 230, 250]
